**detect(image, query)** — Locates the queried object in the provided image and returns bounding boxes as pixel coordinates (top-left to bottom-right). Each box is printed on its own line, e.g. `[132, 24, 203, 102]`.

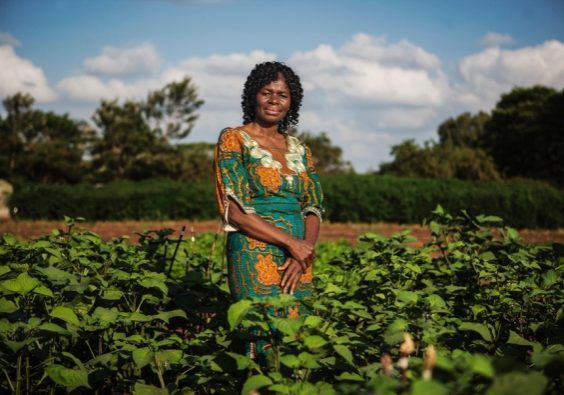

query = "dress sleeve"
[300, 144, 324, 220]
[214, 128, 255, 231]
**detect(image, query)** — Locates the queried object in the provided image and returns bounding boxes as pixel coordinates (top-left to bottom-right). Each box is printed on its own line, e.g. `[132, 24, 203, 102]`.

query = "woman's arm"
[279, 213, 321, 294]
[227, 196, 315, 265]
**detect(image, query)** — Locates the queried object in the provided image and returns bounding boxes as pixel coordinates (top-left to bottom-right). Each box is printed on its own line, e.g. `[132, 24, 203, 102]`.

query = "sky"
[1, 0, 564, 172]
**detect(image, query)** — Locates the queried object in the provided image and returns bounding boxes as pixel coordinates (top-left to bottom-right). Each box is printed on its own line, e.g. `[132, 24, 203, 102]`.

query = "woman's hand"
[285, 239, 315, 268]
[278, 258, 304, 295]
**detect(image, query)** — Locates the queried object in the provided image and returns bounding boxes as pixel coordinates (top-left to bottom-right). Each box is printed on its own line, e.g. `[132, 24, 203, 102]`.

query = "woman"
[213, 61, 324, 360]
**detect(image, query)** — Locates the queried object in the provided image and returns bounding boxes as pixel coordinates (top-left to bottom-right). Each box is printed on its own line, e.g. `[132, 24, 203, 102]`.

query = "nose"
[268, 94, 279, 104]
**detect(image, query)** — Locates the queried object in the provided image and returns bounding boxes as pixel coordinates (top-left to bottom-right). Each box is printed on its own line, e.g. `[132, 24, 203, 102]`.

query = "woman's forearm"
[227, 197, 315, 264]
[303, 214, 320, 245]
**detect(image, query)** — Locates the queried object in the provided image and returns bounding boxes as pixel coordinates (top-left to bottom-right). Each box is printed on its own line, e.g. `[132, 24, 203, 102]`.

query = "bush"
[9, 176, 564, 228]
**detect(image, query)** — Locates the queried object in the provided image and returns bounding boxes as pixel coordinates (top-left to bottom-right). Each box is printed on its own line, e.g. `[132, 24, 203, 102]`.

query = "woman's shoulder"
[218, 126, 245, 141]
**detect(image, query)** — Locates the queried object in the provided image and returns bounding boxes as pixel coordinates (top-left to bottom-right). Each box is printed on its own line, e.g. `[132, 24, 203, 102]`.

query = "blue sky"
[1, 0, 564, 171]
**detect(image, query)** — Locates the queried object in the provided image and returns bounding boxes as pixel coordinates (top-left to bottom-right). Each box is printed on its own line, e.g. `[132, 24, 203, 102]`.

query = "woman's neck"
[244, 121, 281, 140]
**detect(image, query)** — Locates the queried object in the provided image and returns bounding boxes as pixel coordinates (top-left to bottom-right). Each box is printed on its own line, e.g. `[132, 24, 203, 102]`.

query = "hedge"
[9, 176, 564, 228]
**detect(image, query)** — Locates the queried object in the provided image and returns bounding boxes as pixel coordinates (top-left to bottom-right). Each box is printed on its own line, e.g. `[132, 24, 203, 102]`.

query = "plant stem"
[154, 354, 166, 389]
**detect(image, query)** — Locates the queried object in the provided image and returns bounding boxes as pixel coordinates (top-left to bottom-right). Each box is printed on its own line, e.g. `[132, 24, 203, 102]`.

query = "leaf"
[280, 354, 300, 368]
[101, 289, 123, 301]
[50, 306, 80, 326]
[507, 331, 536, 347]
[38, 323, 71, 335]
[132, 347, 153, 369]
[336, 372, 364, 381]
[128, 312, 152, 322]
[410, 379, 449, 395]
[324, 283, 346, 294]
[1, 272, 39, 295]
[227, 299, 253, 329]
[4, 337, 38, 353]
[429, 221, 441, 236]
[0, 298, 18, 313]
[397, 290, 418, 304]
[241, 374, 273, 395]
[46, 364, 90, 390]
[271, 317, 303, 337]
[156, 349, 182, 365]
[35, 266, 77, 284]
[469, 354, 494, 378]
[426, 294, 447, 310]
[459, 322, 492, 342]
[139, 277, 168, 295]
[134, 382, 169, 395]
[334, 344, 354, 365]
[33, 285, 54, 297]
[0, 266, 11, 277]
[155, 309, 187, 324]
[225, 352, 254, 370]
[304, 315, 323, 328]
[476, 215, 503, 224]
[91, 307, 118, 324]
[542, 270, 558, 288]
[298, 352, 321, 369]
[485, 371, 547, 395]
[304, 335, 328, 350]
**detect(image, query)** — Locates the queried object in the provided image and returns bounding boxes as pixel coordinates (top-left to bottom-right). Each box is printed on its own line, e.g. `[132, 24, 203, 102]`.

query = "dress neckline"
[234, 127, 289, 155]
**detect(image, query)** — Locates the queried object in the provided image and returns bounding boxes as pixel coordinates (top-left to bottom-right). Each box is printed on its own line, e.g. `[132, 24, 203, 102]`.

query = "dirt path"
[1, 219, 563, 245]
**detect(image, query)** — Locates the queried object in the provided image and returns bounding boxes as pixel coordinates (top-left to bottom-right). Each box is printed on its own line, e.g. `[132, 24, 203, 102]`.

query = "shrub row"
[322, 175, 564, 228]
[9, 176, 564, 228]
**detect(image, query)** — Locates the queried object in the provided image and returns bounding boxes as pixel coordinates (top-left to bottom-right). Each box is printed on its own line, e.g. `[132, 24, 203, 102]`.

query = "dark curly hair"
[241, 61, 303, 133]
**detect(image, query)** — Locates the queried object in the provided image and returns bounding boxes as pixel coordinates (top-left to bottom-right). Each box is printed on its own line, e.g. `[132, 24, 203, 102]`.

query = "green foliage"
[381, 86, 564, 187]
[483, 86, 564, 186]
[0, 209, 562, 394]
[321, 174, 564, 228]
[0, 93, 95, 184]
[10, 175, 564, 228]
[10, 178, 216, 221]
[90, 77, 204, 182]
[295, 131, 355, 175]
[438, 111, 490, 149]
[379, 139, 500, 181]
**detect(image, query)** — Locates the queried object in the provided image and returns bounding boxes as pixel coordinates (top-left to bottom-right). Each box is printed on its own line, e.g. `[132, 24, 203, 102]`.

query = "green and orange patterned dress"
[214, 127, 323, 336]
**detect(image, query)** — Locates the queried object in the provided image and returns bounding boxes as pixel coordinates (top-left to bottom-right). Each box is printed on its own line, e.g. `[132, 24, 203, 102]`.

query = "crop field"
[2, 219, 564, 246]
[0, 207, 563, 394]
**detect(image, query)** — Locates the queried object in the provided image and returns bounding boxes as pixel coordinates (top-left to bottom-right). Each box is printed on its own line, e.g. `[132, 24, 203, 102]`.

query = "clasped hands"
[278, 238, 315, 294]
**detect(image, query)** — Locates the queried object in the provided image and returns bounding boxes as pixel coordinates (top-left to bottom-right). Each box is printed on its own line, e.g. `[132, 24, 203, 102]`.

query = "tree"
[483, 86, 564, 186]
[90, 77, 204, 181]
[144, 77, 204, 144]
[295, 131, 354, 175]
[91, 99, 157, 181]
[379, 139, 500, 181]
[0, 93, 95, 183]
[438, 111, 490, 148]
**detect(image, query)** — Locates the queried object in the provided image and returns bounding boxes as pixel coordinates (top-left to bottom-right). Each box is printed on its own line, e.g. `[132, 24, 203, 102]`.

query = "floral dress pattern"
[214, 127, 323, 358]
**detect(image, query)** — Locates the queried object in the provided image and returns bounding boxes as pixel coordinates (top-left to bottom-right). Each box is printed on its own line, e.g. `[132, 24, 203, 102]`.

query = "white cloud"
[57, 74, 162, 102]
[84, 43, 161, 76]
[341, 33, 441, 69]
[166, 50, 277, 108]
[0, 45, 57, 102]
[38, 34, 564, 172]
[290, 33, 449, 107]
[0, 32, 21, 47]
[479, 32, 514, 48]
[457, 40, 564, 108]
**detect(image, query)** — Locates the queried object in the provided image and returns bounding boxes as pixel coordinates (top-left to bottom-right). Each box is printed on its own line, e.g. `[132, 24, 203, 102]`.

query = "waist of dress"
[251, 197, 302, 215]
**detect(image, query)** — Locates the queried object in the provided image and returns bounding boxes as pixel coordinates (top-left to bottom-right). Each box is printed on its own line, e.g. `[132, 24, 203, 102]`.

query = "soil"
[1, 219, 563, 246]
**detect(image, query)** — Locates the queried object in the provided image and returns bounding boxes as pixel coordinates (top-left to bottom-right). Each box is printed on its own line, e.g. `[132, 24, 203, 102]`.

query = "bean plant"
[0, 208, 562, 394]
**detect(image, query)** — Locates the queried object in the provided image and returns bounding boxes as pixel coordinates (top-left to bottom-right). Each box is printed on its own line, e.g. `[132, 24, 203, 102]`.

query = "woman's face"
[254, 73, 291, 126]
